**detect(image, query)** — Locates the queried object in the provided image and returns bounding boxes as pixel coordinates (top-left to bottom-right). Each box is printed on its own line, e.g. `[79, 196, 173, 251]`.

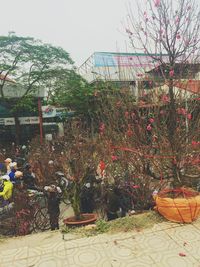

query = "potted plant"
[62, 134, 100, 226]
[153, 187, 200, 223]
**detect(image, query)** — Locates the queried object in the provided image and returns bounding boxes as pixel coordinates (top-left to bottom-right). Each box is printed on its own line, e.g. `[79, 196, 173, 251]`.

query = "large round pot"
[154, 188, 200, 223]
[63, 213, 97, 226]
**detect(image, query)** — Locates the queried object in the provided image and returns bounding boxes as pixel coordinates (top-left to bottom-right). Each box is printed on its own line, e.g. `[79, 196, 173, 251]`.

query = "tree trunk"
[72, 183, 81, 220]
[167, 80, 182, 186]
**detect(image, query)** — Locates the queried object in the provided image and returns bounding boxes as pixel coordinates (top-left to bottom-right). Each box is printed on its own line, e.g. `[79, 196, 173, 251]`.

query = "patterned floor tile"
[150, 221, 182, 231]
[0, 259, 27, 267]
[122, 255, 156, 267]
[0, 246, 28, 263]
[182, 240, 200, 262]
[150, 248, 199, 267]
[29, 255, 63, 267]
[66, 245, 109, 267]
[133, 231, 179, 253]
[165, 224, 200, 243]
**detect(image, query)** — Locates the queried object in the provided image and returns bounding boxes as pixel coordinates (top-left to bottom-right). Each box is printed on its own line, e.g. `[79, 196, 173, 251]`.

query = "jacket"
[0, 180, 13, 200]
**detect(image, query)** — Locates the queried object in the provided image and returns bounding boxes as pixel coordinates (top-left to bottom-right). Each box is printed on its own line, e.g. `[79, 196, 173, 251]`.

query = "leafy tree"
[0, 33, 73, 143]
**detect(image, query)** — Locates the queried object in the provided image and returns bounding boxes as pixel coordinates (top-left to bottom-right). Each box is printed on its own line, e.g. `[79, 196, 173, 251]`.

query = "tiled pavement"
[1, 219, 200, 267]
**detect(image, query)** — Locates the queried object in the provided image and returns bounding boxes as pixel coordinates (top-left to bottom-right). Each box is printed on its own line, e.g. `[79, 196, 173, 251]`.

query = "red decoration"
[99, 161, 105, 175]
[132, 185, 140, 189]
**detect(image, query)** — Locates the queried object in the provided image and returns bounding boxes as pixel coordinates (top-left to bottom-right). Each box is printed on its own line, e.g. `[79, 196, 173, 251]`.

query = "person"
[105, 185, 121, 221]
[80, 182, 95, 213]
[0, 175, 13, 205]
[80, 168, 97, 213]
[14, 171, 24, 188]
[23, 164, 37, 190]
[4, 158, 12, 173]
[44, 185, 62, 231]
[8, 162, 18, 184]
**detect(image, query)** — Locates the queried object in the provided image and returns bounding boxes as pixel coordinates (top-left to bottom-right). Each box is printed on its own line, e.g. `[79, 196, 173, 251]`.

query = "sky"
[0, 0, 137, 66]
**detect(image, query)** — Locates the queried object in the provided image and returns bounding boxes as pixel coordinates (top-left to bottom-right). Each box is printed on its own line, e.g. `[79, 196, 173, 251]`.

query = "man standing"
[44, 185, 62, 231]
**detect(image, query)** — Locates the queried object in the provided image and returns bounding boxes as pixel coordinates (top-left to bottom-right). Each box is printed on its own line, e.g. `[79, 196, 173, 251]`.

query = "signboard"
[0, 117, 39, 125]
[0, 106, 71, 125]
[4, 118, 15, 125]
[19, 117, 39, 125]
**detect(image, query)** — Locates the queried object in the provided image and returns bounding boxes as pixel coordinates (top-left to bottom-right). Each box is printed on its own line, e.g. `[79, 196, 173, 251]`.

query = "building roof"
[173, 80, 200, 94]
[78, 52, 168, 83]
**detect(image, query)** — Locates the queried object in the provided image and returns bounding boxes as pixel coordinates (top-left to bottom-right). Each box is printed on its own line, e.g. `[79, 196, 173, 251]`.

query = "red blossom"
[149, 118, 154, 123]
[191, 140, 200, 147]
[146, 124, 152, 131]
[187, 113, 192, 120]
[154, 0, 160, 7]
[161, 95, 170, 103]
[169, 69, 174, 77]
[111, 155, 118, 161]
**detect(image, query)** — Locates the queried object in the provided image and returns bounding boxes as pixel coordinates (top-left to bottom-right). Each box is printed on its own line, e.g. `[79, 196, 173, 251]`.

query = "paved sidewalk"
[1, 219, 200, 267]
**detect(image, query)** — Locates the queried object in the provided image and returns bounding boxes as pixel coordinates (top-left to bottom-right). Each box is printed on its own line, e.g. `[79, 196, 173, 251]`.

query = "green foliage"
[47, 72, 123, 117]
[0, 33, 73, 100]
[61, 211, 165, 237]
[95, 219, 110, 233]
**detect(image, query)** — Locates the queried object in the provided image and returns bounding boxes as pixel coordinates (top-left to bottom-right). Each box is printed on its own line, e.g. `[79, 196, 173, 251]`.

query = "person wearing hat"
[44, 185, 62, 231]
[14, 171, 24, 188]
[4, 158, 12, 173]
[8, 162, 18, 184]
[0, 175, 13, 205]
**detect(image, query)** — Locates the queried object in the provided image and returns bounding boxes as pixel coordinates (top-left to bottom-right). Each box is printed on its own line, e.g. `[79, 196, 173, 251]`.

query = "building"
[79, 52, 200, 104]
[78, 51, 169, 98]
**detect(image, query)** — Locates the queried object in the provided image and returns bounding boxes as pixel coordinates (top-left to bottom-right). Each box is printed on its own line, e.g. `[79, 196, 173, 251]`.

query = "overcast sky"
[0, 0, 138, 66]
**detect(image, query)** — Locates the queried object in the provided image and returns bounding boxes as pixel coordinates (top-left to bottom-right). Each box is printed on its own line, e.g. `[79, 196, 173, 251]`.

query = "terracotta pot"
[154, 188, 200, 223]
[63, 213, 97, 226]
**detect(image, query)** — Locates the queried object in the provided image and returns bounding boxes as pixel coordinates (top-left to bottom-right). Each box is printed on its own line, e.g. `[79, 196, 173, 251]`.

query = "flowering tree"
[121, 0, 200, 186]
